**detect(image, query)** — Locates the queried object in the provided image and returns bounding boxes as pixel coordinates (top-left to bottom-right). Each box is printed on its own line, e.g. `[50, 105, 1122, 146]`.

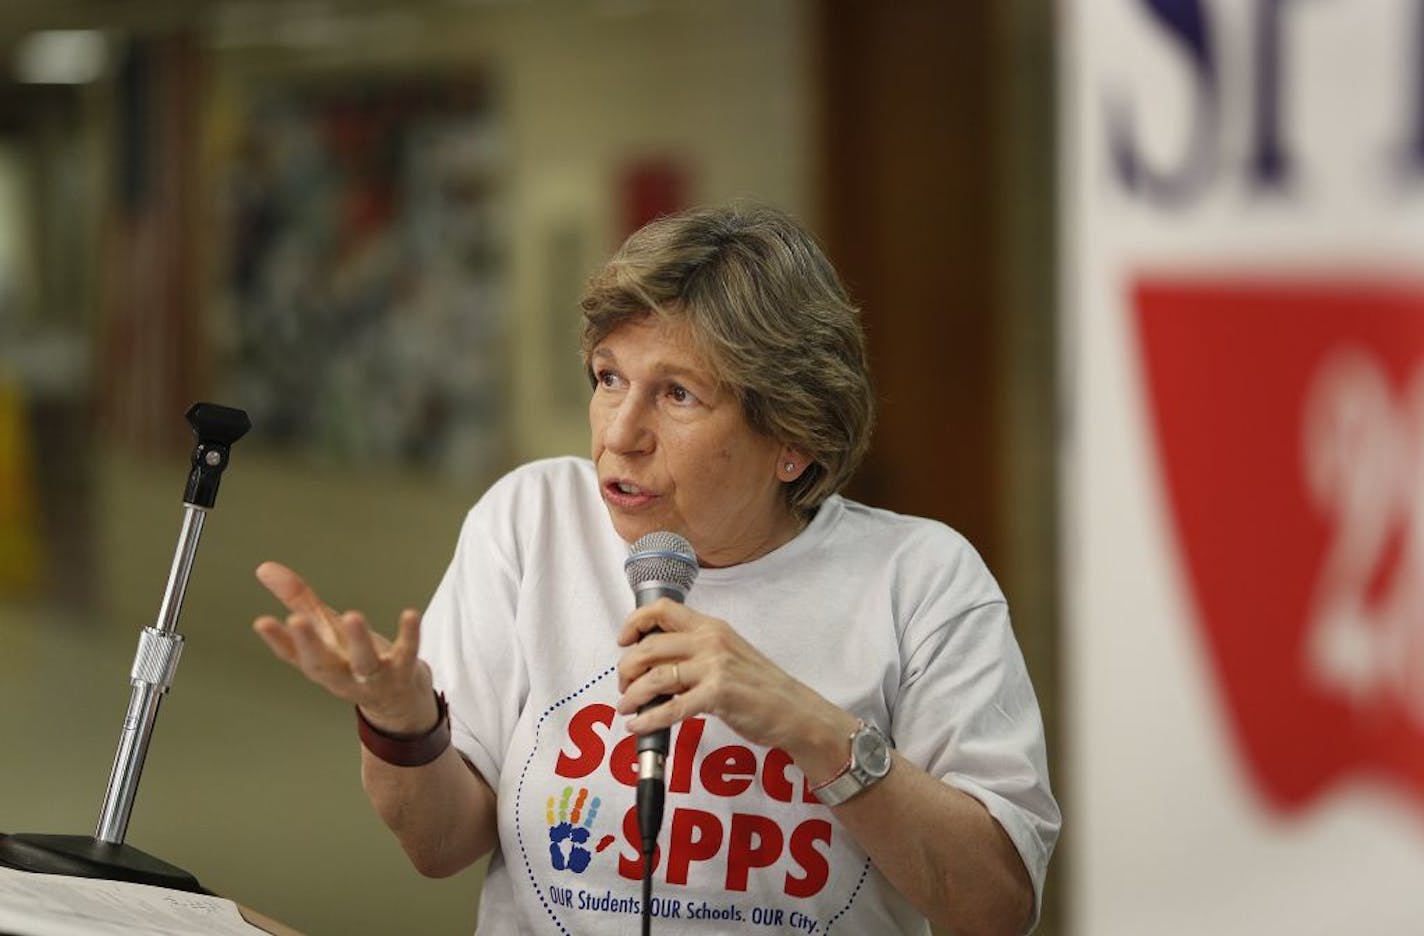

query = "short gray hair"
[580, 203, 874, 516]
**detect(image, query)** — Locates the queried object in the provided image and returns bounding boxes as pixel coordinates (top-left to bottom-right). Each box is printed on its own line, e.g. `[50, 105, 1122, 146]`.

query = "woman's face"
[589, 317, 801, 567]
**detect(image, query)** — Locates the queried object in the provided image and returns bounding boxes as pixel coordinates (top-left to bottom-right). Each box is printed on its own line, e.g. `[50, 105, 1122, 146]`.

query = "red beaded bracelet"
[355, 691, 451, 767]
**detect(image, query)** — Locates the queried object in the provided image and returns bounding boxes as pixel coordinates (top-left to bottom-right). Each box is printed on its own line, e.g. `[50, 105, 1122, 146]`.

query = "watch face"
[853, 727, 892, 777]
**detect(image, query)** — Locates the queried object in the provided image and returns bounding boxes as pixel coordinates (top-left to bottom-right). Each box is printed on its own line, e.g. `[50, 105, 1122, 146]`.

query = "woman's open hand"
[252, 561, 436, 734]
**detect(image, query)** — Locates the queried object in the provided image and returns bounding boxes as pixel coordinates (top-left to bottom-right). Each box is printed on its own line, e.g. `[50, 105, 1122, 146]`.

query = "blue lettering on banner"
[1412, 0, 1424, 172]
[1105, 0, 1424, 203]
[1248, 0, 1303, 190]
[1108, 0, 1219, 205]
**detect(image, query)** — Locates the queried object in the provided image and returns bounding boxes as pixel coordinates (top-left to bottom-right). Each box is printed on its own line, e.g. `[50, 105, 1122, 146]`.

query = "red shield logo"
[1134, 277, 1424, 812]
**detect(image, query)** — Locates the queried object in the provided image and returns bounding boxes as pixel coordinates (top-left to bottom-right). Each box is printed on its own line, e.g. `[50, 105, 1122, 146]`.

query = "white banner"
[1061, 2, 1424, 934]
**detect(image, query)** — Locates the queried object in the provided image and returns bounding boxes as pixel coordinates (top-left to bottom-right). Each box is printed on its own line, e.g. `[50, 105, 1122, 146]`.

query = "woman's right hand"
[252, 561, 437, 735]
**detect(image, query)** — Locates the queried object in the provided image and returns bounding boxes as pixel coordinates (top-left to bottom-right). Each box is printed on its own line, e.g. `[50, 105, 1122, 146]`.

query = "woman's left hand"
[614, 598, 857, 778]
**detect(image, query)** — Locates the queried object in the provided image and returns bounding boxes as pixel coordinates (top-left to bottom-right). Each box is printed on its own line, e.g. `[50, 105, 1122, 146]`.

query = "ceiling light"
[13, 30, 109, 85]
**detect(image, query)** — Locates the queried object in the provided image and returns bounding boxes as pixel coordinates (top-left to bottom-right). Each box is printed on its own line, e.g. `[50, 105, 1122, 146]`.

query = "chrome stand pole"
[95, 505, 207, 844]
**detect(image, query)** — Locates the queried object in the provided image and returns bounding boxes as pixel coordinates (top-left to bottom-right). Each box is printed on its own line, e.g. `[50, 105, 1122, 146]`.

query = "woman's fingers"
[253, 615, 299, 665]
[617, 658, 697, 715]
[340, 611, 383, 681]
[253, 605, 423, 698]
[255, 561, 340, 631]
[615, 612, 718, 716]
[390, 609, 423, 669]
[252, 563, 432, 713]
[614, 608, 814, 751]
[616, 597, 696, 646]
[615, 630, 693, 692]
[286, 612, 349, 686]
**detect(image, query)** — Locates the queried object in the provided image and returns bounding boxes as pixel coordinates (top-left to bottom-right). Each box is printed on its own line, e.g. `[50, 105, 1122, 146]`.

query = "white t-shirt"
[421, 457, 1059, 934]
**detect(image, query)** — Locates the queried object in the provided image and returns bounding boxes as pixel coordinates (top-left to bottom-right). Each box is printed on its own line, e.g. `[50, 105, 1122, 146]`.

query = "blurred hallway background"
[13, 2, 1424, 934]
[0, 2, 1059, 933]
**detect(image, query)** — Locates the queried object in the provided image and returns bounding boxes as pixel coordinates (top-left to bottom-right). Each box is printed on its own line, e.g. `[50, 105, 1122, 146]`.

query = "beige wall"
[210, 0, 817, 465]
[493, 0, 818, 461]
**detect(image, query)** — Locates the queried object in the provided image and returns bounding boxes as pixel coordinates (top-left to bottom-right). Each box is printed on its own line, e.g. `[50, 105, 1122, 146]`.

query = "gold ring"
[671, 662, 682, 692]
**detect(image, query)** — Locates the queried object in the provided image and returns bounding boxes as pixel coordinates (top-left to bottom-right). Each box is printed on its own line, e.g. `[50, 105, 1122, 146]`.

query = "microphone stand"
[0, 402, 251, 892]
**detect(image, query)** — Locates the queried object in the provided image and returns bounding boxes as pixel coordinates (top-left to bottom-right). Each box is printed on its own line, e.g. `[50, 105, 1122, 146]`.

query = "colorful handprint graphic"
[547, 786, 615, 873]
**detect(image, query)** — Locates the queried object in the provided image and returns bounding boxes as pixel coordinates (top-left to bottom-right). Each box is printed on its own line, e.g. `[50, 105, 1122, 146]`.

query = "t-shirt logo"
[515, 667, 869, 932]
[551, 702, 832, 893]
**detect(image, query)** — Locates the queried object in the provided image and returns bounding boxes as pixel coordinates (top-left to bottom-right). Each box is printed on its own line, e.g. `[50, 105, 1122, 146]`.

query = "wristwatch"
[811, 721, 893, 806]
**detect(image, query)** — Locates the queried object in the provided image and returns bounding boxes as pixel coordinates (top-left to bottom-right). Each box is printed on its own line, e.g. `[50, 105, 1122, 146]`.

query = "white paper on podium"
[0, 865, 270, 935]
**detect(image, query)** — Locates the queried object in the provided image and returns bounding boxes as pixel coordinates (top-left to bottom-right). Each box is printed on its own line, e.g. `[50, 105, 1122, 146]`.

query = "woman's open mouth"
[603, 478, 657, 508]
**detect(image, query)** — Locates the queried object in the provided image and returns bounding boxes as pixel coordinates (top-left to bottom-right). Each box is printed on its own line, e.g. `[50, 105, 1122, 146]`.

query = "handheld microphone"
[623, 531, 698, 905]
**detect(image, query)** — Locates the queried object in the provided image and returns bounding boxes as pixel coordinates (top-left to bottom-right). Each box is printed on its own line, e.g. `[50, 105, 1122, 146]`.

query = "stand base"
[0, 832, 203, 893]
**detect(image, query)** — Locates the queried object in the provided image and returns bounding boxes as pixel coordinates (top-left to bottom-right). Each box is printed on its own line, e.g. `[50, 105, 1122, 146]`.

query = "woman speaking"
[253, 204, 1059, 934]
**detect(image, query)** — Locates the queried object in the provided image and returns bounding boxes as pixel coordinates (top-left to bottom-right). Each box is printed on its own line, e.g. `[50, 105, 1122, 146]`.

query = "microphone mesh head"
[625, 531, 699, 593]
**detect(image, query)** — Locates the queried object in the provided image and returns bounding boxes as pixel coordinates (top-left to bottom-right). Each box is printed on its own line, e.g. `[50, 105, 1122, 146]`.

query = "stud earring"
[784, 462, 796, 473]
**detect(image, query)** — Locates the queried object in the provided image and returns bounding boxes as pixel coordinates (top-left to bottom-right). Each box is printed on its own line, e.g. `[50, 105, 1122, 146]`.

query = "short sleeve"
[418, 493, 529, 791]
[893, 574, 1060, 931]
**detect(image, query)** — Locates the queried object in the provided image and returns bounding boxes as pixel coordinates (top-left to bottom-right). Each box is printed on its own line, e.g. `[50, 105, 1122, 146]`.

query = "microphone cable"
[642, 838, 656, 936]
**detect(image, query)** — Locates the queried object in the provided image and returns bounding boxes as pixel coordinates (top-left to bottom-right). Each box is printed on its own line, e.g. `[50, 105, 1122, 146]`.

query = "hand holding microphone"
[616, 534, 864, 805]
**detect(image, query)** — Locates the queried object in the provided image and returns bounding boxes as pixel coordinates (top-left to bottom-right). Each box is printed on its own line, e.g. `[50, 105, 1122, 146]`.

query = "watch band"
[815, 765, 870, 807]
[811, 720, 892, 807]
[809, 744, 856, 795]
[356, 691, 451, 767]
